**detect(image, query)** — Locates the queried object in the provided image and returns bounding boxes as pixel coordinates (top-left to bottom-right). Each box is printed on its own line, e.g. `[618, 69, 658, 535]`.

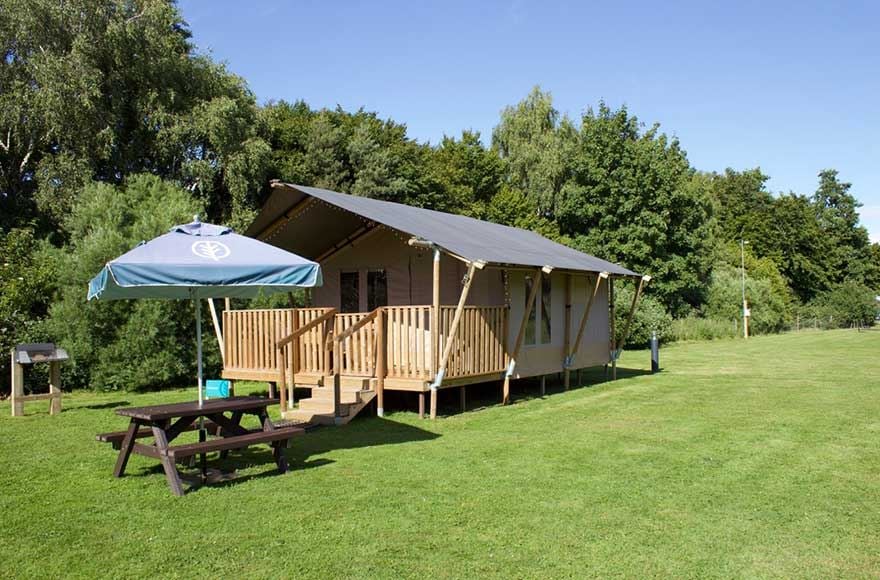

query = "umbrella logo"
[191, 241, 231, 261]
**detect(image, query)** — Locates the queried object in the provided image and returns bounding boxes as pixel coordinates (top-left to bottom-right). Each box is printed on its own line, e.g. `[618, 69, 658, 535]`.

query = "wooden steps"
[282, 386, 376, 425]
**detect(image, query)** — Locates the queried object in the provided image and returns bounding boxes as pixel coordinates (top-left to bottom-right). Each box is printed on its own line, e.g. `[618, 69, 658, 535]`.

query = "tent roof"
[248, 183, 641, 277]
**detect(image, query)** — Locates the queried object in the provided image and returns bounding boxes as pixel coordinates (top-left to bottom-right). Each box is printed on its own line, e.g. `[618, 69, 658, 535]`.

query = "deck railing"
[223, 304, 508, 384]
[439, 305, 508, 379]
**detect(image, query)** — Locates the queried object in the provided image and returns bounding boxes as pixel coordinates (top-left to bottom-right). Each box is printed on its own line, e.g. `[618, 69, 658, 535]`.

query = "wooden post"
[48, 361, 61, 415]
[610, 277, 617, 380]
[540, 375, 546, 397]
[207, 299, 224, 364]
[10, 352, 23, 417]
[376, 308, 386, 417]
[430, 261, 477, 419]
[460, 386, 466, 412]
[616, 275, 651, 360]
[503, 269, 541, 405]
[278, 349, 288, 412]
[419, 392, 426, 419]
[333, 339, 341, 420]
[563, 274, 572, 390]
[431, 248, 440, 378]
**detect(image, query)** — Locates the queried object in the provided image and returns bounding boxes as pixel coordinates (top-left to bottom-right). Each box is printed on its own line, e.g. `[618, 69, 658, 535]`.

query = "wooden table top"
[116, 396, 275, 422]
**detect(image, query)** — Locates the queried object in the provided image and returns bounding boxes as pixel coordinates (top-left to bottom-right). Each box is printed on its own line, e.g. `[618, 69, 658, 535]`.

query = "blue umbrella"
[88, 217, 322, 406]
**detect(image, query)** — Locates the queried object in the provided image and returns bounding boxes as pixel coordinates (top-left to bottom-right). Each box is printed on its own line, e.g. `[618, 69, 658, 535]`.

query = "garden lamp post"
[741, 239, 749, 339]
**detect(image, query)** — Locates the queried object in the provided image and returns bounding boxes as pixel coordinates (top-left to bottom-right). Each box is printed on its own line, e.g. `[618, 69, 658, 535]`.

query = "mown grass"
[1, 329, 879, 578]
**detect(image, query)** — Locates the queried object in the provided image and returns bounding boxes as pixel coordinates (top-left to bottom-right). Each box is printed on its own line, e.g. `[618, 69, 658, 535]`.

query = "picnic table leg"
[152, 422, 185, 497]
[219, 411, 243, 460]
[113, 419, 140, 478]
[258, 409, 288, 474]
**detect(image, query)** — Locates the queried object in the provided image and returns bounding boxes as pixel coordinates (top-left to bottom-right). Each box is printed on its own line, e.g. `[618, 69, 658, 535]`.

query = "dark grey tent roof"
[248, 183, 641, 277]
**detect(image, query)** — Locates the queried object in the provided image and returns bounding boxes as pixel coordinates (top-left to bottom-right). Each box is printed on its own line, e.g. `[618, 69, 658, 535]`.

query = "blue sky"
[178, 0, 880, 242]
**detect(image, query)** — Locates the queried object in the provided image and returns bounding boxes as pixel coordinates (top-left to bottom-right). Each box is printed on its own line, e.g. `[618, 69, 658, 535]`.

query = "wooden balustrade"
[439, 305, 508, 379]
[385, 305, 432, 379]
[223, 304, 508, 387]
[334, 312, 377, 377]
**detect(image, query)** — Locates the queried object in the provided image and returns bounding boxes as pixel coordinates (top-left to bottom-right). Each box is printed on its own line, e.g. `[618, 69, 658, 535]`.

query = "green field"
[1, 329, 878, 578]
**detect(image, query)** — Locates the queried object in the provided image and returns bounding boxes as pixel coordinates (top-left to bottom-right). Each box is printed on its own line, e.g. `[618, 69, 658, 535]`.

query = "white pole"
[195, 294, 204, 407]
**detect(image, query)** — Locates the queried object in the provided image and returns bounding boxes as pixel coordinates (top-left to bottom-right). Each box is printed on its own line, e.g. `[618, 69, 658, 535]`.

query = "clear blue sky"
[178, 0, 880, 242]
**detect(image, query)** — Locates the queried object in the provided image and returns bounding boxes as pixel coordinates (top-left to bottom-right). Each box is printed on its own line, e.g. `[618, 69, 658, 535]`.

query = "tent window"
[367, 270, 388, 311]
[540, 273, 552, 343]
[340, 271, 359, 313]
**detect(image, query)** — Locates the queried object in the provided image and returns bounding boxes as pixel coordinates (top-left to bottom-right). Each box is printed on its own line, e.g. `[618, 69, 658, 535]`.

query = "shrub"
[613, 284, 672, 348]
[705, 264, 788, 335]
[809, 281, 876, 328]
[670, 315, 740, 342]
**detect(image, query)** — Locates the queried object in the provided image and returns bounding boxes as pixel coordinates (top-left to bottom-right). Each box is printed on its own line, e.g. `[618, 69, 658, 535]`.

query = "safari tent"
[219, 181, 649, 422]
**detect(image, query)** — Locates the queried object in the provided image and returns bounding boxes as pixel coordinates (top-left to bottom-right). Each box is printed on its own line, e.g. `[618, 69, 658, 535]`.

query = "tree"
[491, 86, 577, 218]
[45, 175, 208, 390]
[810, 281, 876, 328]
[812, 169, 872, 286]
[557, 102, 714, 316]
[426, 130, 503, 216]
[0, 0, 270, 233]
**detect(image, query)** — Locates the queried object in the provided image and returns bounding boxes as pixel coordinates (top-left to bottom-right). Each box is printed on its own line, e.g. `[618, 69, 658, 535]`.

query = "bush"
[670, 315, 739, 342]
[705, 264, 788, 335]
[613, 284, 672, 348]
[45, 174, 213, 391]
[809, 281, 876, 328]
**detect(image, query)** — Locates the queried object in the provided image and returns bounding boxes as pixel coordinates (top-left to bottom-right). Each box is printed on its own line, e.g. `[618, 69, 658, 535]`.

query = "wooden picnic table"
[109, 397, 301, 496]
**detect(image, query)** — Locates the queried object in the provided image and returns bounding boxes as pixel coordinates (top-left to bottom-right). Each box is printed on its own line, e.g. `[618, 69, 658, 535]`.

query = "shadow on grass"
[79, 400, 131, 410]
[129, 416, 439, 493]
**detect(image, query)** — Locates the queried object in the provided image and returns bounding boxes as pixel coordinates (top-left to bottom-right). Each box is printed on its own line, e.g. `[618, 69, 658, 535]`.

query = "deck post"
[419, 392, 426, 419]
[376, 308, 386, 417]
[430, 261, 478, 419]
[431, 248, 440, 378]
[540, 375, 546, 397]
[332, 338, 341, 419]
[563, 274, 572, 390]
[460, 386, 466, 412]
[610, 277, 616, 380]
[503, 269, 541, 405]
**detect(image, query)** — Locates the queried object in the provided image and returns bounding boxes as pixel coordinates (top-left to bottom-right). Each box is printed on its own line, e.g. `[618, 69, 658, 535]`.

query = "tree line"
[2, 0, 878, 392]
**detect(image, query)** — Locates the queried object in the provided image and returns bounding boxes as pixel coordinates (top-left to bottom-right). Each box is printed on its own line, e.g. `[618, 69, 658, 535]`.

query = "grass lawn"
[1, 329, 879, 578]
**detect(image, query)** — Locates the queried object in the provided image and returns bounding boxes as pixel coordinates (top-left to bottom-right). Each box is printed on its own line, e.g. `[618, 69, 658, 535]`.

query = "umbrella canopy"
[88, 218, 321, 300]
[88, 217, 322, 408]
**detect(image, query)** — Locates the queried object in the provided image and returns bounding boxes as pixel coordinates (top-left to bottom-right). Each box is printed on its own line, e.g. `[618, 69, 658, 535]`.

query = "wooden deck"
[221, 305, 509, 420]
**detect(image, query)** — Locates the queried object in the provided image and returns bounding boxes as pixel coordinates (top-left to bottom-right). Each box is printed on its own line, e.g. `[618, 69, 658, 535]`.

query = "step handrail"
[331, 307, 381, 420]
[332, 308, 380, 345]
[276, 308, 337, 350]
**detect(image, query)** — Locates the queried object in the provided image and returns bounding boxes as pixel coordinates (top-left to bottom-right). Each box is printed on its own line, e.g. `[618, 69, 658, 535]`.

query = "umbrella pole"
[195, 295, 207, 483]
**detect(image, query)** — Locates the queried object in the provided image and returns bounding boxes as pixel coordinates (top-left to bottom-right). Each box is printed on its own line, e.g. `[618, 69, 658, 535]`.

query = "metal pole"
[196, 295, 204, 407]
[741, 239, 748, 339]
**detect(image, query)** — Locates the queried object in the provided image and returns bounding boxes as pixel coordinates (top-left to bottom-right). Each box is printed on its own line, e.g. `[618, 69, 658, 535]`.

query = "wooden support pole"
[503, 269, 541, 405]
[278, 349, 288, 412]
[419, 392, 426, 419]
[431, 248, 440, 378]
[10, 353, 23, 417]
[568, 272, 608, 368]
[376, 308, 386, 417]
[610, 277, 616, 380]
[207, 299, 224, 364]
[563, 274, 572, 390]
[615, 275, 651, 365]
[430, 261, 477, 419]
[460, 386, 466, 413]
[540, 375, 546, 397]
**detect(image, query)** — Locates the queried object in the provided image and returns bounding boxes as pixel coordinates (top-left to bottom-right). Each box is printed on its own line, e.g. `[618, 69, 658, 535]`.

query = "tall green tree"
[0, 0, 270, 233]
[556, 102, 714, 315]
[491, 86, 577, 218]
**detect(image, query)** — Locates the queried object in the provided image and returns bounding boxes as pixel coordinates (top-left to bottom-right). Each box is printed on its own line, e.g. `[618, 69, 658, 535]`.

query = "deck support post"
[503, 269, 541, 405]
[376, 308, 386, 417]
[460, 386, 466, 413]
[610, 277, 616, 380]
[430, 261, 478, 419]
[540, 375, 546, 397]
[419, 392, 426, 419]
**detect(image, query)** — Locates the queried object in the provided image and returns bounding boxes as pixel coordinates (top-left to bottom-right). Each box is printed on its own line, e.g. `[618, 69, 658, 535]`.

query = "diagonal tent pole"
[430, 261, 479, 419]
[503, 268, 542, 405]
[564, 271, 608, 377]
[613, 275, 652, 366]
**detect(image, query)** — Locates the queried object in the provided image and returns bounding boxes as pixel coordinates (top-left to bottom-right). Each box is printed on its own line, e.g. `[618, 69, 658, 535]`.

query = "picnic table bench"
[101, 397, 303, 496]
